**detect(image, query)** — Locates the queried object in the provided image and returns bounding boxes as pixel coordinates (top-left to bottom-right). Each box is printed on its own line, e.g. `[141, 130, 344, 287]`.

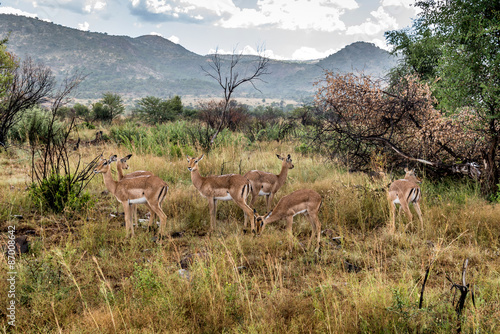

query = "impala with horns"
[244, 154, 294, 212]
[94, 155, 169, 237]
[186, 154, 255, 233]
[116, 154, 161, 231]
[254, 188, 322, 252]
[387, 168, 423, 231]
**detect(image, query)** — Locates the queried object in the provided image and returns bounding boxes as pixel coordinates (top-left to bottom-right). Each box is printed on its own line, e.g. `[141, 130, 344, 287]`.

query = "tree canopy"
[384, 0, 500, 194]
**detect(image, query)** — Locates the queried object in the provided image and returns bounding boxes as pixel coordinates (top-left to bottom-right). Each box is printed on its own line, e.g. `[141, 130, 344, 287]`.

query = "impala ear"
[186, 155, 191, 162]
[287, 154, 291, 160]
[109, 155, 117, 162]
[198, 154, 204, 161]
[404, 167, 409, 173]
[125, 154, 132, 160]
[277, 154, 283, 160]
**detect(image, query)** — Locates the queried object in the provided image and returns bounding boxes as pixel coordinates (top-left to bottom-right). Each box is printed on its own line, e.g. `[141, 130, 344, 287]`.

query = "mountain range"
[0, 14, 398, 104]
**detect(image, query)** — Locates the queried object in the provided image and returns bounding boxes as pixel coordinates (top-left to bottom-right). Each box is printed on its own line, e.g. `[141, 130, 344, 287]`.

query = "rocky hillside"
[0, 14, 398, 101]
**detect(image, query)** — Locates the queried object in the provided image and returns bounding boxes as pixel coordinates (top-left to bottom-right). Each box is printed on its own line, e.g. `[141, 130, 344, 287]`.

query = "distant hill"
[0, 14, 398, 103]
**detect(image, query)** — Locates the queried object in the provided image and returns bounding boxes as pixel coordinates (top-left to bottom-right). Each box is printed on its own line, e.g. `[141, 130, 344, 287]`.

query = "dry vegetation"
[1, 128, 499, 333]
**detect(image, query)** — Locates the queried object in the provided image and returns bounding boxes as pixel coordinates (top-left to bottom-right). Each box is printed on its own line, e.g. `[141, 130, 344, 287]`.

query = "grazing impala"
[116, 154, 158, 230]
[244, 154, 295, 212]
[387, 168, 423, 231]
[94, 155, 169, 237]
[254, 189, 322, 252]
[186, 155, 255, 233]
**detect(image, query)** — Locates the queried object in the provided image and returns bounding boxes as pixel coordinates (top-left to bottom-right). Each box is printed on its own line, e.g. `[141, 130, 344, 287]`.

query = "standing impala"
[94, 155, 169, 237]
[387, 168, 423, 231]
[116, 154, 158, 231]
[116, 154, 152, 180]
[244, 154, 294, 212]
[254, 188, 322, 252]
[187, 155, 255, 233]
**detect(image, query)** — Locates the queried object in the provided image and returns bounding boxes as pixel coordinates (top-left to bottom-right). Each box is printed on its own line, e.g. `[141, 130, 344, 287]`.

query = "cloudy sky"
[1, 0, 419, 60]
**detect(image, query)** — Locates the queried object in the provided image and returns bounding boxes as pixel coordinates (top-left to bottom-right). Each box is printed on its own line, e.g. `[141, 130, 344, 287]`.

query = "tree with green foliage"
[385, 0, 500, 195]
[0, 37, 17, 100]
[134, 95, 183, 124]
[92, 92, 124, 123]
[73, 103, 92, 122]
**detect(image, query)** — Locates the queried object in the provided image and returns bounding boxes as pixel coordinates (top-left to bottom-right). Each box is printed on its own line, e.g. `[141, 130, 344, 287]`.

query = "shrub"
[8, 107, 65, 145]
[29, 173, 94, 213]
[133, 95, 184, 124]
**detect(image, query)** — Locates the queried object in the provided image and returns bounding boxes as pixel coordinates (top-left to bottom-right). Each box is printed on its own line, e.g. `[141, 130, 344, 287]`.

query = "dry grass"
[1, 134, 499, 333]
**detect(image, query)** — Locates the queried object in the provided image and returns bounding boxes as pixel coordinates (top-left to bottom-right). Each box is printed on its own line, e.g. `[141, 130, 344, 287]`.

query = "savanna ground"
[1, 124, 499, 333]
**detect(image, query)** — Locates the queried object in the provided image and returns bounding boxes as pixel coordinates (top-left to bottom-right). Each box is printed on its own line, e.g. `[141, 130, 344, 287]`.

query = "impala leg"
[122, 201, 134, 237]
[145, 203, 158, 233]
[400, 202, 413, 224]
[207, 198, 217, 233]
[149, 203, 167, 237]
[267, 193, 275, 213]
[265, 194, 270, 212]
[307, 212, 321, 252]
[248, 189, 258, 210]
[132, 204, 137, 228]
[230, 187, 255, 233]
[286, 215, 294, 251]
[413, 202, 423, 230]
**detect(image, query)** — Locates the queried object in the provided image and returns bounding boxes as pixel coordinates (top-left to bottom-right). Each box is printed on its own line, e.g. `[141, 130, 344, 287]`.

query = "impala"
[116, 154, 158, 231]
[387, 168, 423, 231]
[254, 188, 322, 252]
[186, 155, 255, 233]
[244, 154, 294, 212]
[116, 154, 152, 180]
[94, 155, 169, 237]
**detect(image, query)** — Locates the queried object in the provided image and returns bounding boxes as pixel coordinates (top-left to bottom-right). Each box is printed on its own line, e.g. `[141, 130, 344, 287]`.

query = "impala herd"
[94, 153, 424, 251]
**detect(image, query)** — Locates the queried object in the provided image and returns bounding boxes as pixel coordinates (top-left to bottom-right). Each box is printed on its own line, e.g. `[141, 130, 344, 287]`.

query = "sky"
[1, 0, 420, 60]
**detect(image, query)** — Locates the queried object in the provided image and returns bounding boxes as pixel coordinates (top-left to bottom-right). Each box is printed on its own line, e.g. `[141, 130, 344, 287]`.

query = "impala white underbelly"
[215, 194, 233, 201]
[129, 197, 147, 204]
[393, 196, 401, 205]
[293, 209, 307, 217]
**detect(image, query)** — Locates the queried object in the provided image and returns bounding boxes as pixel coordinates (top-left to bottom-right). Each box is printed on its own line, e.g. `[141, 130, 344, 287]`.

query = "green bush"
[29, 174, 94, 213]
[109, 121, 238, 156]
[133, 95, 183, 124]
[8, 107, 65, 145]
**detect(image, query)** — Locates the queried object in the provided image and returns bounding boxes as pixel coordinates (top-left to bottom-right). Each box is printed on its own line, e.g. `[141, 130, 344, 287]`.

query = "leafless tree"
[313, 72, 485, 180]
[0, 57, 55, 147]
[202, 47, 270, 145]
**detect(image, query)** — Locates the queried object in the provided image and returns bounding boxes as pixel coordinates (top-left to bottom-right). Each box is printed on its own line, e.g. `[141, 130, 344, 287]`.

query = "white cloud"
[346, 6, 397, 35]
[168, 35, 180, 44]
[381, 0, 413, 8]
[291, 46, 338, 60]
[207, 45, 286, 59]
[219, 0, 358, 31]
[84, 0, 107, 13]
[129, 0, 358, 31]
[78, 21, 90, 31]
[206, 45, 337, 61]
[0, 7, 38, 18]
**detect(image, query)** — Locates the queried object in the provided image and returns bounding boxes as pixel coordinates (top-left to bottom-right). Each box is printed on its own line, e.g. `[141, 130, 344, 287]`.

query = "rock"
[178, 269, 191, 281]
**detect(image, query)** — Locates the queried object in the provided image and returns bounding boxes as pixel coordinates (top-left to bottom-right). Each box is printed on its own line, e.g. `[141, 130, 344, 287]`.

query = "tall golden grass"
[0, 129, 499, 333]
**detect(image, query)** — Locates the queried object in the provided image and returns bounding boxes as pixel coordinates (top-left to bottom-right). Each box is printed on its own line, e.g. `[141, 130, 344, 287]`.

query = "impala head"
[253, 209, 270, 235]
[94, 154, 117, 174]
[187, 154, 204, 172]
[404, 168, 422, 184]
[118, 154, 133, 170]
[277, 154, 294, 169]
